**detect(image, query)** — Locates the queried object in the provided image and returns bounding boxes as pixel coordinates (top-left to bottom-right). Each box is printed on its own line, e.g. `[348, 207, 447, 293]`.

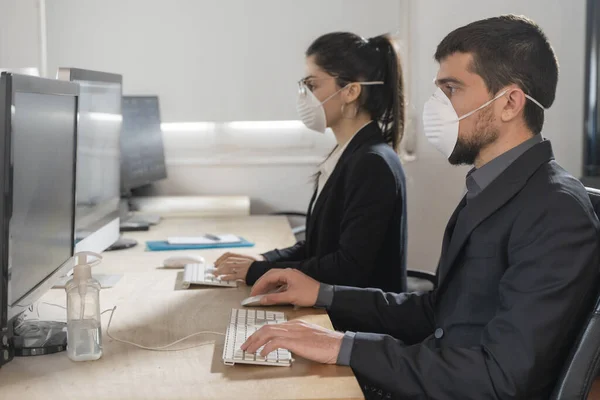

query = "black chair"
[407, 269, 437, 292]
[550, 187, 600, 399]
[269, 211, 307, 241]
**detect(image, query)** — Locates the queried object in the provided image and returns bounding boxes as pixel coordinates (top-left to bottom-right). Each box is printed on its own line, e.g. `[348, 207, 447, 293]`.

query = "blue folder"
[146, 238, 255, 251]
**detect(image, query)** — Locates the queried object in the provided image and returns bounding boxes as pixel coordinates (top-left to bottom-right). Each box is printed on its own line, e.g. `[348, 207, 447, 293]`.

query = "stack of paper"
[167, 234, 242, 245]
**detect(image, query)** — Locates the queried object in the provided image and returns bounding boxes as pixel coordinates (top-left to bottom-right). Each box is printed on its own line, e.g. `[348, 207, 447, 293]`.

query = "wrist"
[328, 331, 345, 365]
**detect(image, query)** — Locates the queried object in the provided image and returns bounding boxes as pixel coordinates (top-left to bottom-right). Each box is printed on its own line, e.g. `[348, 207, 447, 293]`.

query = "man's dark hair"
[435, 15, 558, 135]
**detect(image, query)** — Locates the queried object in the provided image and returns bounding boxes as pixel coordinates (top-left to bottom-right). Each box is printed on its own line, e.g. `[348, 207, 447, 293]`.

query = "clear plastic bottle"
[65, 251, 103, 361]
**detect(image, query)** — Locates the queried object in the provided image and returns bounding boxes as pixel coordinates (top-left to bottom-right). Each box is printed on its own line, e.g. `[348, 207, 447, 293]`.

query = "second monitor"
[58, 68, 122, 254]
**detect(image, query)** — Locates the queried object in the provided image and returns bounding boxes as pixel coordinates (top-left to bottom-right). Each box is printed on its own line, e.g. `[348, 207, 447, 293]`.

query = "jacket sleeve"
[247, 153, 400, 285]
[328, 286, 436, 345]
[345, 191, 600, 399]
[261, 241, 307, 263]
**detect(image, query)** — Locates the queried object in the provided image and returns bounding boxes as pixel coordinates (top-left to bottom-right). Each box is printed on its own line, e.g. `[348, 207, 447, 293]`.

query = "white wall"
[0, 0, 40, 69]
[44, 0, 404, 122]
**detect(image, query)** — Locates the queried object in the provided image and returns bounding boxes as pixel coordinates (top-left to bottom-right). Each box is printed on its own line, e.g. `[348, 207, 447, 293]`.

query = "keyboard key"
[278, 349, 290, 359]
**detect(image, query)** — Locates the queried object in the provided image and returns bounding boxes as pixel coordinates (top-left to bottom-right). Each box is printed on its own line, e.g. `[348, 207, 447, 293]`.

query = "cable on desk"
[17, 303, 225, 352]
[106, 306, 225, 352]
[15, 303, 123, 330]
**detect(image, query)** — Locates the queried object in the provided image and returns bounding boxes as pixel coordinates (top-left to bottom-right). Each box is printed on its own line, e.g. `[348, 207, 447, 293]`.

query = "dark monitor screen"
[9, 91, 77, 306]
[120, 96, 166, 193]
[73, 78, 121, 243]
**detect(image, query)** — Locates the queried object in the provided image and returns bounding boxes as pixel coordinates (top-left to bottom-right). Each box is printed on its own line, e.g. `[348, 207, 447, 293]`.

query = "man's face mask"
[422, 87, 545, 160]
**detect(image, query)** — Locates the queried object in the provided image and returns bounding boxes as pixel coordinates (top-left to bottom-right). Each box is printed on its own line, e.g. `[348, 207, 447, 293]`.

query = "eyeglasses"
[297, 77, 335, 96]
[298, 77, 385, 96]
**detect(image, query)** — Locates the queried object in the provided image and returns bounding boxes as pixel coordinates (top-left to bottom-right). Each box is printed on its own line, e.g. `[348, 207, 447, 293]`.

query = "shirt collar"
[467, 134, 543, 199]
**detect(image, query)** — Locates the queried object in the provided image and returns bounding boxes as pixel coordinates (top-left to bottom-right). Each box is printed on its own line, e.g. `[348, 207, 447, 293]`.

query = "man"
[241, 15, 600, 399]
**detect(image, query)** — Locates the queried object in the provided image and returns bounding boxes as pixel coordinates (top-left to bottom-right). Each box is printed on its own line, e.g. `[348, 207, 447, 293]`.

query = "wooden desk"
[0, 216, 363, 400]
[590, 380, 600, 399]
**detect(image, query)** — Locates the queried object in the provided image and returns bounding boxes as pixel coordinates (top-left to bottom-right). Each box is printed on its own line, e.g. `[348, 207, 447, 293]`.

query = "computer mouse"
[241, 294, 267, 307]
[241, 285, 288, 307]
[162, 254, 205, 269]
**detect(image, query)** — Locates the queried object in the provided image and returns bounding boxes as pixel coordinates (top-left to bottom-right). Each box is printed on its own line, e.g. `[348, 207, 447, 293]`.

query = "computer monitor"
[120, 96, 167, 194]
[0, 73, 79, 364]
[57, 68, 122, 254]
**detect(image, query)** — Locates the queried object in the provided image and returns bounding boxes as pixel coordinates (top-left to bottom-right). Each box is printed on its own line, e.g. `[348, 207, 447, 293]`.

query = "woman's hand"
[214, 253, 265, 281]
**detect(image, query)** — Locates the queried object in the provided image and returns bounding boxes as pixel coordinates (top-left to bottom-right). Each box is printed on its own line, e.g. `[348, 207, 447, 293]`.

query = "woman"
[215, 32, 407, 292]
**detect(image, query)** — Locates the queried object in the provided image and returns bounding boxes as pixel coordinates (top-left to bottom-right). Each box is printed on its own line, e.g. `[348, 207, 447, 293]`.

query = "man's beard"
[448, 106, 499, 166]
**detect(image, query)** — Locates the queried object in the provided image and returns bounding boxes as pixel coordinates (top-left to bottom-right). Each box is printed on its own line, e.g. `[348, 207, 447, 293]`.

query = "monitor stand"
[126, 213, 161, 226]
[121, 191, 162, 226]
[13, 318, 67, 356]
[106, 236, 138, 251]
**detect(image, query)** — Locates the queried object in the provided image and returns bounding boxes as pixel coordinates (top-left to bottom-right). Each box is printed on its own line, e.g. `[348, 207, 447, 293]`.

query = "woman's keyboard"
[182, 263, 237, 288]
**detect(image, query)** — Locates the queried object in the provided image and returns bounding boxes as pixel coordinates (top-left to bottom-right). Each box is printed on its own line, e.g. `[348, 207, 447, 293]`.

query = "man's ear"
[501, 85, 527, 123]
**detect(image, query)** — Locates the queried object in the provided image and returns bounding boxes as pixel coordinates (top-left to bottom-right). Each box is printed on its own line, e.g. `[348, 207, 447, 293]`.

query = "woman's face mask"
[296, 79, 384, 133]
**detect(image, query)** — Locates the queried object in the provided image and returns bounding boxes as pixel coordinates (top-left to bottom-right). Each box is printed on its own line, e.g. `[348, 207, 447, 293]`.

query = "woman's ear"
[343, 83, 362, 104]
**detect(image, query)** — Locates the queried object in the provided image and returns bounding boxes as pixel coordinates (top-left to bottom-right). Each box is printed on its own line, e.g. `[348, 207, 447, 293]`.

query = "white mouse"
[241, 294, 268, 307]
[241, 285, 288, 307]
[162, 254, 205, 269]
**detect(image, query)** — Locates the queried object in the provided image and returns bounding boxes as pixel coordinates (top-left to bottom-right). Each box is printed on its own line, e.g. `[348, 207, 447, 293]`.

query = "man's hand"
[241, 320, 344, 364]
[250, 269, 321, 307]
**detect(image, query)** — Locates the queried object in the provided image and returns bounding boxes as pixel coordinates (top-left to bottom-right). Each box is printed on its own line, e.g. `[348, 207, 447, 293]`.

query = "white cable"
[41, 302, 66, 310]
[16, 303, 115, 327]
[24, 303, 224, 352]
[106, 306, 225, 352]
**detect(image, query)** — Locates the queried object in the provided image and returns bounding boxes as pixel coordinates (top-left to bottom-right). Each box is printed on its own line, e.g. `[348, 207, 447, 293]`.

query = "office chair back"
[550, 187, 600, 400]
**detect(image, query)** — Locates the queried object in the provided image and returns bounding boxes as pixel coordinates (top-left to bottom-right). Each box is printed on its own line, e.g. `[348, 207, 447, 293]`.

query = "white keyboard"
[182, 263, 237, 288]
[223, 309, 292, 367]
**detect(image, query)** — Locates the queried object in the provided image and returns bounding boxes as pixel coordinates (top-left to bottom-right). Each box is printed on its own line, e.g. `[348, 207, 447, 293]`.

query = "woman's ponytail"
[367, 35, 405, 151]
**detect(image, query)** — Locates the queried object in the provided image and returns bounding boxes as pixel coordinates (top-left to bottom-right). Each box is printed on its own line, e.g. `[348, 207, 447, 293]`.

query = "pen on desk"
[204, 233, 221, 241]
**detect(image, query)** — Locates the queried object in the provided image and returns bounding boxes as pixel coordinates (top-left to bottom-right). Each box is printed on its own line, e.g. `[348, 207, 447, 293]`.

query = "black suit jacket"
[328, 140, 600, 399]
[247, 122, 408, 292]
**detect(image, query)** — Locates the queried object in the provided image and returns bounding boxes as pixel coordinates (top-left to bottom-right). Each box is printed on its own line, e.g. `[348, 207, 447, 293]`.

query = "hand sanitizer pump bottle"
[65, 251, 103, 361]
